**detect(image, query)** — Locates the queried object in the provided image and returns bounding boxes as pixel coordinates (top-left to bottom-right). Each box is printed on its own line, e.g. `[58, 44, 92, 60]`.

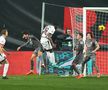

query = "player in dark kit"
[82, 32, 100, 78]
[71, 33, 84, 79]
[17, 32, 43, 75]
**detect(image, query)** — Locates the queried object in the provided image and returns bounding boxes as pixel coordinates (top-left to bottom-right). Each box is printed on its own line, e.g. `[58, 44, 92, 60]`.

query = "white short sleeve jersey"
[40, 25, 55, 50]
[40, 33, 53, 50]
[0, 36, 6, 61]
[0, 36, 6, 45]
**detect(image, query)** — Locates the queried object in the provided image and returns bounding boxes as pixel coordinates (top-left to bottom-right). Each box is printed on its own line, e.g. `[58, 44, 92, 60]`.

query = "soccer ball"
[98, 25, 105, 31]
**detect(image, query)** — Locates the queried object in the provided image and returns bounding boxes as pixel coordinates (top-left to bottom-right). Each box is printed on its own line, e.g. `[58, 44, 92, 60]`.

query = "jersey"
[73, 39, 84, 64]
[0, 36, 6, 46]
[20, 35, 42, 50]
[85, 39, 98, 56]
[40, 33, 53, 50]
[74, 39, 84, 55]
[40, 25, 55, 50]
[0, 36, 6, 61]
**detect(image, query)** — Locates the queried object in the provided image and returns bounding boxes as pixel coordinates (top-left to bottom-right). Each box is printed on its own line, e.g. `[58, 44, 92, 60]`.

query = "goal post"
[83, 7, 108, 75]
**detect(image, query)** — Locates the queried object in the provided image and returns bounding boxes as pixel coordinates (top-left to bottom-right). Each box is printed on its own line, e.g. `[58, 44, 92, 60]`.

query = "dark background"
[0, 0, 108, 50]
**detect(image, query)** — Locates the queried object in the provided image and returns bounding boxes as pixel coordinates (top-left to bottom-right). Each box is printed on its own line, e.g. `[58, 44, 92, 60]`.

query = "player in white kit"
[0, 29, 9, 79]
[40, 25, 56, 66]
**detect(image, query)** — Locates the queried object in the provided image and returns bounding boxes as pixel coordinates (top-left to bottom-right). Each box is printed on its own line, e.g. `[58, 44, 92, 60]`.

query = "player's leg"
[72, 61, 84, 79]
[37, 50, 44, 75]
[41, 52, 46, 68]
[71, 53, 84, 79]
[49, 52, 56, 65]
[26, 53, 36, 75]
[31, 54, 36, 70]
[37, 55, 44, 75]
[42, 52, 48, 73]
[27, 48, 43, 75]
[72, 61, 80, 75]
[46, 51, 56, 66]
[70, 64, 74, 75]
[93, 60, 100, 77]
[0, 63, 2, 67]
[91, 55, 100, 78]
[0, 53, 9, 79]
[82, 56, 90, 73]
[2, 59, 9, 79]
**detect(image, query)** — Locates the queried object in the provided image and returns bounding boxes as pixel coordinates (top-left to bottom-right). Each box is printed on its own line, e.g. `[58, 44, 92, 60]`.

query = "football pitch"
[0, 75, 108, 90]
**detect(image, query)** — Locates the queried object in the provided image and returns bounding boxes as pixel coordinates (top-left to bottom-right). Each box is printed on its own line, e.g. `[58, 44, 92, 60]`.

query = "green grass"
[0, 75, 108, 90]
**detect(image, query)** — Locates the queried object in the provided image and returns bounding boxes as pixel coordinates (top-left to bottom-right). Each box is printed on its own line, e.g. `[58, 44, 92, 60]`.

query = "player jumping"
[40, 25, 56, 67]
[17, 32, 43, 75]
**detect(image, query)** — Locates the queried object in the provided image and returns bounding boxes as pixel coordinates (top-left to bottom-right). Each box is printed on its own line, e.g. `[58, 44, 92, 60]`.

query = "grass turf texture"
[0, 75, 108, 90]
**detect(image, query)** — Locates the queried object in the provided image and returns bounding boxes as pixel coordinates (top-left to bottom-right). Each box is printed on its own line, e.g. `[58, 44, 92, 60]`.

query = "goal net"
[83, 7, 108, 75]
[41, 3, 108, 76]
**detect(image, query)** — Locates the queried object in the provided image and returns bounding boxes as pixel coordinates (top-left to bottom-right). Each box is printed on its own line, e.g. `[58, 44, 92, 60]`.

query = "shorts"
[45, 49, 53, 53]
[73, 53, 84, 64]
[84, 54, 96, 65]
[0, 53, 6, 62]
[86, 54, 96, 61]
[90, 54, 96, 61]
[33, 47, 42, 56]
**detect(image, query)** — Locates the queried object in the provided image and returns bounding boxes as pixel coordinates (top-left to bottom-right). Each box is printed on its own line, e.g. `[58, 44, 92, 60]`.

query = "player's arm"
[2, 48, 10, 55]
[31, 35, 44, 49]
[32, 35, 41, 44]
[0, 44, 4, 53]
[47, 33, 56, 48]
[48, 37, 56, 48]
[0, 45, 9, 56]
[75, 41, 84, 51]
[17, 40, 29, 51]
[92, 41, 100, 53]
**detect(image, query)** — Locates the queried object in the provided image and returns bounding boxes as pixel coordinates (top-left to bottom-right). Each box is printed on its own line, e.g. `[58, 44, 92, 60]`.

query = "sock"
[46, 52, 56, 66]
[70, 66, 74, 74]
[30, 60, 34, 70]
[94, 64, 99, 73]
[3, 63, 9, 77]
[72, 65, 80, 75]
[82, 63, 85, 73]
